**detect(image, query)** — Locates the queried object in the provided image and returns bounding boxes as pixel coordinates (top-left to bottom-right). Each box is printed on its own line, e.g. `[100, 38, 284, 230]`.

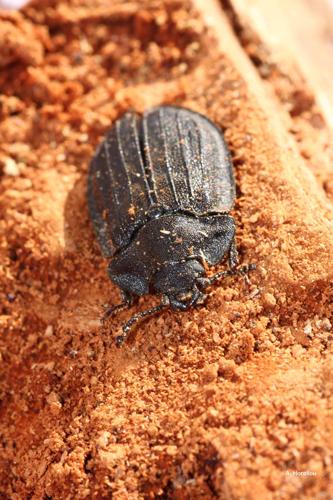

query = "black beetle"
[87, 105, 255, 345]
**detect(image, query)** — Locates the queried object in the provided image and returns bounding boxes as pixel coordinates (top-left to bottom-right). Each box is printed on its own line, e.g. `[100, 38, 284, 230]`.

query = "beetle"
[87, 105, 255, 346]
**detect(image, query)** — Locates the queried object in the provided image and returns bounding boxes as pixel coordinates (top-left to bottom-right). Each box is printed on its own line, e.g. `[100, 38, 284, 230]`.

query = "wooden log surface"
[0, 0, 333, 498]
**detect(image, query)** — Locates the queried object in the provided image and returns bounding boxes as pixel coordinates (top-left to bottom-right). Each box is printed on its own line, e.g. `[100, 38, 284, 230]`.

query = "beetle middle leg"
[102, 291, 137, 323]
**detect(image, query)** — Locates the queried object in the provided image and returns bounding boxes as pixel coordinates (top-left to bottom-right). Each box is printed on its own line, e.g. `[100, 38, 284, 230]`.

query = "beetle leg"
[193, 290, 207, 306]
[102, 291, 136, 323]
[186, 252, 210, 272]
[203, 263, 256, 287]
[169, 287, 206, 310]
[188, 287, 204, 307]
[202, 268, 236, 287]
[116, 302, 167, 346]
[169, 299, 188, 311]
[228, 239, 239, 270]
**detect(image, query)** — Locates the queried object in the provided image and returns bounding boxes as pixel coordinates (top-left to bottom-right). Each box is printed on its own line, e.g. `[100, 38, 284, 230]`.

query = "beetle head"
[153, 259, 206, 310]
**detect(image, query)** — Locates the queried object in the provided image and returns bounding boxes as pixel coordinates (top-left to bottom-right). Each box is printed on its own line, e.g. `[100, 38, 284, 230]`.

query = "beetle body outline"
[88, 105, 253, 345]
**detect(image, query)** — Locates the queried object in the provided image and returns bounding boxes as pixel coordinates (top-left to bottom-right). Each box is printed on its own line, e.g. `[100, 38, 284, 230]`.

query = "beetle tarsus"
[239, 263, 257, 274]
[115, 335, 125, 347]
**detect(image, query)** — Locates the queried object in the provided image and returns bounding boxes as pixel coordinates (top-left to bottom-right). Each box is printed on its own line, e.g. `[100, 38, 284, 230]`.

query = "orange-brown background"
[1, 0, 333, 497]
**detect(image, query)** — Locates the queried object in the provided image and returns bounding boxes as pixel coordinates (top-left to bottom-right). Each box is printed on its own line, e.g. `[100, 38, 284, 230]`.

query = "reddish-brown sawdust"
[1, 0, 333, 498]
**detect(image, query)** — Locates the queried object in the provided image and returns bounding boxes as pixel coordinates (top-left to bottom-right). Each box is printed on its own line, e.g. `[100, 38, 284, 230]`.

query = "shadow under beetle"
[87, 105, 255, 345]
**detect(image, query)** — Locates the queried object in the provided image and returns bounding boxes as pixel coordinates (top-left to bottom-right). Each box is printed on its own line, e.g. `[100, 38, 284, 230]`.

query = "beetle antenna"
[207, 263, 256, 286]
[115, 303, 166, 347]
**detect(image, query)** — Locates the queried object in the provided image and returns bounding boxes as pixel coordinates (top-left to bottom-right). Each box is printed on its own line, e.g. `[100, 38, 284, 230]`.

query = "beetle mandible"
[87, 105, 255, 345]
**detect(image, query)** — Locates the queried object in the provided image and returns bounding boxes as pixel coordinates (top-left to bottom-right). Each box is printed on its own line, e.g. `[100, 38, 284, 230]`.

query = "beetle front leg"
[168, 286, 206, 310]
[116, 301, 167, 346]
[102, 290, 137, 323]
